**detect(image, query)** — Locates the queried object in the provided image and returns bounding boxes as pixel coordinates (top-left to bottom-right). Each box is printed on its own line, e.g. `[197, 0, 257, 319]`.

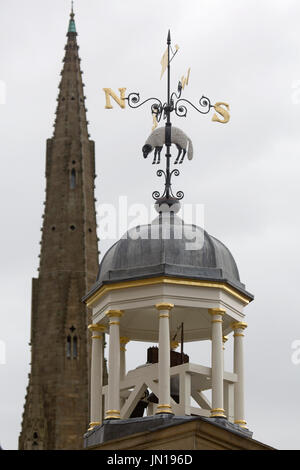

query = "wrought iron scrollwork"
[126, 92, 213, 121]
[126, 93, 164, 122]
[175, 95, 213, 118]
[152, 168, 184, 201]
[125, 31, 215, 205]
[170, 81, 183, 108]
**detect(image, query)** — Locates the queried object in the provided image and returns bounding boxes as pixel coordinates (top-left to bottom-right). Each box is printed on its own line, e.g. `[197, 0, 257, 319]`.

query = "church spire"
[53, 2, 89, 140]
[19, 7, 99, 450]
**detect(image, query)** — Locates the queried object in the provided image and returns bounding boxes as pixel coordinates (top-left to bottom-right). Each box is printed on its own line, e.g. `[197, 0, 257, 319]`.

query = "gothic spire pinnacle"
[68, 1, 76, 34]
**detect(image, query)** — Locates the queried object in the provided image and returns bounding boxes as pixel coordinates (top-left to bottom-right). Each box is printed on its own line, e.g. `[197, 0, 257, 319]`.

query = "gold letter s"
[103, 88, 126, 109]
[212, 102, 230, 123]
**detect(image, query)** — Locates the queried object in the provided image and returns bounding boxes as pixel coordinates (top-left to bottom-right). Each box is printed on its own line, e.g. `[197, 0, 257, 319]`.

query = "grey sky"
[0, 0, 300, 450]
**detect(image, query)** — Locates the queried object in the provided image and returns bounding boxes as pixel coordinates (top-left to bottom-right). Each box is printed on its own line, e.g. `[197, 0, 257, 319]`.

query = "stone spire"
[19, 7, 100, 450]
[53, 7, 89, 141]
[38, 6, 98, 279]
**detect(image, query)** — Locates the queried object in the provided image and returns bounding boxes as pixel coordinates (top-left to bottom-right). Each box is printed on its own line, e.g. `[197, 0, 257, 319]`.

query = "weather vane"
[103, 31, 230, 206]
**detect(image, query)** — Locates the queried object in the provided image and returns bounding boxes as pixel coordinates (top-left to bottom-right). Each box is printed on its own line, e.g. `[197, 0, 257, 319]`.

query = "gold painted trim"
[120, 336, 130, 351]
[105, 409, 120, 420]
[88, 324, 106, 333]
[234, 419, 248, 428]
[85, 277, 251, 308]
[159, 313, 170, 319]
[120, 336, 130, 345]
[233, 333, 245, 337]
[155, 303, 174, 311]
[208, 308, 226, 316]
[109, 321, 120, 326]
[211, 319, 223, 323]
[156, 404, 173, 414]
[223, 336, 228, 343]
[92, 335, 103, 340]
[210, 408, 226, 417]
[231, 321, 248, 330]
[106, 310, 124, 318]
[88, 421, 101, 431]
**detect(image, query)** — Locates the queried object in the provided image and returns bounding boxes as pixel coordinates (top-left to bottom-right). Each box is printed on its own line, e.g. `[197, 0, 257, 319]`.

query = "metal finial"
[167, 30, 171, 44]
[68, 1, 77, 33]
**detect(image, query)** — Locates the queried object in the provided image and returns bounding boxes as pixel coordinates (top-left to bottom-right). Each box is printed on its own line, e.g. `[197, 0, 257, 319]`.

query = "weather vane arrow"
[103, 31, 230, 205]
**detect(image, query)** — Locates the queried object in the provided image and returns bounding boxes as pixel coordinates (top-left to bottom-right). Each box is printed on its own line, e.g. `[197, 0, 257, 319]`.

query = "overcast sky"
[0, 0, 300, 450]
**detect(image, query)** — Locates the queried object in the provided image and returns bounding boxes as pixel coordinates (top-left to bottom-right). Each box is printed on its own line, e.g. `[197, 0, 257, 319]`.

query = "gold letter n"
[103, 88, 126, 109]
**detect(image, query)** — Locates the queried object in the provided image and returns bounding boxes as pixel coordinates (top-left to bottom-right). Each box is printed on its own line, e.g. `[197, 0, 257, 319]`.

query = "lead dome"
[89, 214, 252, 300]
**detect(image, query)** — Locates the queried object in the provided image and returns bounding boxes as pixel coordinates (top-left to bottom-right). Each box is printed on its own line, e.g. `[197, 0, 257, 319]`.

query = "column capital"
[208, 308, 226, 316]
[155, 302, 174, 311]
[120, 336, 130, 351]
[105, 309, 124, 318]
[231, 321, 247, 331]
[120, 336, 130, 345]
[88, 324, 106, 333]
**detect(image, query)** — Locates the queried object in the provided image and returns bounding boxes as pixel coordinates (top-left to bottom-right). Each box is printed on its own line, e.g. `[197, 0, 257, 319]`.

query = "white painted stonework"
[91, 282, 247, 342]
[87, 280, 249, 429]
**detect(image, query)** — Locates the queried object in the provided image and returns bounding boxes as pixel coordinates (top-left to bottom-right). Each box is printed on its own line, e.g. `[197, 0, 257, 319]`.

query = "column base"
[105, 410, 121, 420]
[87, 421, 101, 431]
[155, 404, 173, 415]
[234, 419, 247, 429]
[210, 408, 226, 418]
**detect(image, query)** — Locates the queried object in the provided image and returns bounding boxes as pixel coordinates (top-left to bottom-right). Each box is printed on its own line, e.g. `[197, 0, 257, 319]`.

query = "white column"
[222, 335, 232, 421]
[105, 310, 123, 420]
[222, 335, 228, 370]
[88, 324, 106, 430]
[155, 302, 174, 415]
[232, 321, 247, 428]
[120, 336, 130, 409]
[209, 308, 226, 418]
[120, 336, 130, 380]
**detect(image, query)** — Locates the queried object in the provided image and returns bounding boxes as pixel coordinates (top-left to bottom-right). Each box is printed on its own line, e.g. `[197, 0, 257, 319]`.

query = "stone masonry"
[19, 10, 100, 450]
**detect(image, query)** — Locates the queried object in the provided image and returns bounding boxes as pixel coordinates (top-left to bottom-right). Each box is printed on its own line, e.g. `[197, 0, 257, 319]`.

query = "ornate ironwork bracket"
[125, 91, 214, 121]
[152, 169, 184, 201]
